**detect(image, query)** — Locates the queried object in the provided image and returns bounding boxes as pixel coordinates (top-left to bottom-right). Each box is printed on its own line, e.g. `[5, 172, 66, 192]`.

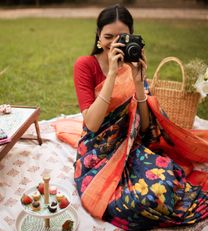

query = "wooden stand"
[43, 175, 50, 228]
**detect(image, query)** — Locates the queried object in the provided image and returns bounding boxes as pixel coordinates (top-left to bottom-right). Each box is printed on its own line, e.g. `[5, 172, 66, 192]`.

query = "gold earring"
[97, 40, 102, 49]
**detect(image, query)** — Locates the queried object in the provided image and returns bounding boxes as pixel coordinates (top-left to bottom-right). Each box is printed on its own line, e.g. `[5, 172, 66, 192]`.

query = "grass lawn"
[0, 18, 208, 120]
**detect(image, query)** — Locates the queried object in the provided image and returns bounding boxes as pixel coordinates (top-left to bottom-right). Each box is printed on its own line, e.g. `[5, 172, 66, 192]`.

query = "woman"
[73, 4, 208, 230]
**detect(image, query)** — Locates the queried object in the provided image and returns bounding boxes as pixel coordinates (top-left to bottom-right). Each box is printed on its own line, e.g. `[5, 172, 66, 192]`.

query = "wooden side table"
[0, 106, 42, 160]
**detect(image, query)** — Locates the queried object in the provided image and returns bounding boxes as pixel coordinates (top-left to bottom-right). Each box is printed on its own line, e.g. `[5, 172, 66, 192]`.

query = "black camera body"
[117, 33, 145, 62]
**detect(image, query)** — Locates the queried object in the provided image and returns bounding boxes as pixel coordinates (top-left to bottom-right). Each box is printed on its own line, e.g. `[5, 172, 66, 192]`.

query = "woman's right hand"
[108, 36, 125, 77]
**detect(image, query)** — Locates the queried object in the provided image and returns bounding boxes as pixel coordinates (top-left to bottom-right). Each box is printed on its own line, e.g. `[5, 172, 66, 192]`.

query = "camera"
[117, 33, 145, 62]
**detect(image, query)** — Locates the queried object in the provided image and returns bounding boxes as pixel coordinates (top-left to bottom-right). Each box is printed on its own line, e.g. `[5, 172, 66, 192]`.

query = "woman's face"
[98, 20, 130, 54]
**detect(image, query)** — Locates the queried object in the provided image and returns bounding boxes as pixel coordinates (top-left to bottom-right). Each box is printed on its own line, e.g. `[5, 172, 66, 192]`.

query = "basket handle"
[151, 56, 186, 91]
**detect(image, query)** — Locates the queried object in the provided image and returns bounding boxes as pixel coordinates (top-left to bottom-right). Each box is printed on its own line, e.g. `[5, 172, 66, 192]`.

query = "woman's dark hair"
[91, 4, 134, 56]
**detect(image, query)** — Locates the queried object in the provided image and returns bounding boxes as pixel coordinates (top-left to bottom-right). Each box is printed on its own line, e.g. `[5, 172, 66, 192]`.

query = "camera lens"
[126, 43, 141, 61]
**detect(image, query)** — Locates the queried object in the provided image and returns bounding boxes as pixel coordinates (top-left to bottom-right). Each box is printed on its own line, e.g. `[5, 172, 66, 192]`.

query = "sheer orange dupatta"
[147, 96, 208, 191]
[51, 116, 83, 148]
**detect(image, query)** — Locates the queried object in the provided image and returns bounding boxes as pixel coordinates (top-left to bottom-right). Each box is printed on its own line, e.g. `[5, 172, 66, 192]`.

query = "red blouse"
[73, 56, 105, 112]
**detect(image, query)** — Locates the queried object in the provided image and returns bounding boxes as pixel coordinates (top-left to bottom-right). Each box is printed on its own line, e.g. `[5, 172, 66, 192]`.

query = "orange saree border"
[147, 96, 208, 163]
[81, 65, 138, 218]
[81, 98, 138, 218]
[81, 139, 128, 218]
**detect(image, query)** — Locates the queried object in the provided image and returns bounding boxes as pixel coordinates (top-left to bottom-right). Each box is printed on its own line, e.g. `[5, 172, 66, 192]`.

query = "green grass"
[0, 18, 208, 120]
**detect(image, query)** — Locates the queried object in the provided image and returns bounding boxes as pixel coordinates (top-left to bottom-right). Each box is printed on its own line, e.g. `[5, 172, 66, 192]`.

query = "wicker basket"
[148, 57, 200, 129]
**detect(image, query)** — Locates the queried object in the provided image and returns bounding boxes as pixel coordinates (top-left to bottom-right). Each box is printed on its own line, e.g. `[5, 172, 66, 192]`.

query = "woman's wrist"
[133, 71, 145, 83]
[107, 70, 117, 79]
[135, 82, 146, 102]
[98, 94, 110, 104]
[137, 94, 147, 103]
[134, 80, 145, 91]
[134, 78, 144, 85]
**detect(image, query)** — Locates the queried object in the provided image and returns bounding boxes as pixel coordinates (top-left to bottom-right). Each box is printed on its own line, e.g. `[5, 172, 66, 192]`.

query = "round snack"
[51, 201, 58, 206]
[49, 186, 57, 195]
[32, 191, 41, 201]
[21, 194, 33, 205]
[56, 191, 64, 202]
[62, 219, 74, 231]
[59, 197, 70, 209]
[48, 201, 58, 213]
[32, 201, 41, 211]
[37, 182, 44, 194]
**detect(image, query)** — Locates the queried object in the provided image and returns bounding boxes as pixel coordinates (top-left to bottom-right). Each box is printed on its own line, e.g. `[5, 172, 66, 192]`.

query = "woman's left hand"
[128, 49, 147, 83]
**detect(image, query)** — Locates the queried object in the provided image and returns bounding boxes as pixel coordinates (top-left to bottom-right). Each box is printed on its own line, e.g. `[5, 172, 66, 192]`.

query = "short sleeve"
[73, 56, 95, 112]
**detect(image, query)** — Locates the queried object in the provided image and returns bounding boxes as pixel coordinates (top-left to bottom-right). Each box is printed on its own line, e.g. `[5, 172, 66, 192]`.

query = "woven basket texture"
[148, 57, 200, 129]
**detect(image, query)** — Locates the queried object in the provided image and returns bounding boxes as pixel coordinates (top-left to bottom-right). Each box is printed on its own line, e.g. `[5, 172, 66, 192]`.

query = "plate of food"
[20, 183, 71, 219]
[16, 205, 79, 231]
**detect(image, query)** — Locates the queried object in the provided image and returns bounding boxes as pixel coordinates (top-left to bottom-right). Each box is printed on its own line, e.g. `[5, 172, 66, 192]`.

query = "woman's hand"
[108, 36, 125, 78]
[128, 49, 147, 83]
[128, 49, 149, 131]
[82, 36, 125, 133]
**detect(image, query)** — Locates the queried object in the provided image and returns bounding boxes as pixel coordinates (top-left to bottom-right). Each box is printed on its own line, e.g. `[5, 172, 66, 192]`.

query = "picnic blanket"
[0, 113, 207, 231]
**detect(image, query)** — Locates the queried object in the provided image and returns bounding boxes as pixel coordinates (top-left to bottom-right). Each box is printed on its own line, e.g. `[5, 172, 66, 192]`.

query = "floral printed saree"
[74, 65, 208, 230]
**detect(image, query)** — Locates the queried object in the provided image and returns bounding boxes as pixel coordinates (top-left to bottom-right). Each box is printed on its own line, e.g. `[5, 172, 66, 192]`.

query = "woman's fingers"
[109, 35, 120, 51]
[110, 36, 125, 50]
[139, 58, 147, 70]
[110, 43, 125, 53]
[111, 48, 125, 56]
[109, 44, 125, 64]
[112, 35, 120, 43]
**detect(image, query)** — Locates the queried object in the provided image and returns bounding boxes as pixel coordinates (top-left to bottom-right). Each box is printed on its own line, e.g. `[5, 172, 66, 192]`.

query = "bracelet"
[98, 94, 110, 104]
[137, 94, 147, 103]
